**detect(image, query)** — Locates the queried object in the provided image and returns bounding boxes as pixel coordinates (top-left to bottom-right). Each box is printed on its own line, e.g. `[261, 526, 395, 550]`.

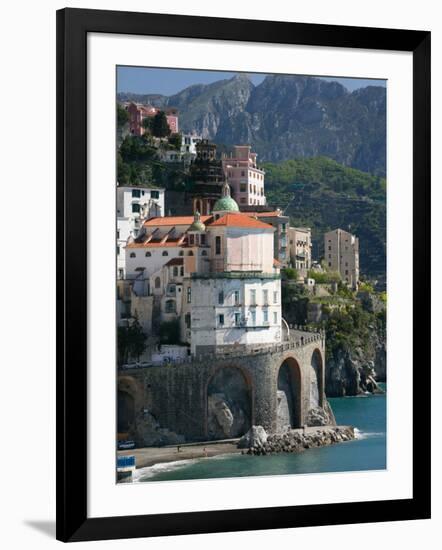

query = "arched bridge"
[118, 329, 325, 442]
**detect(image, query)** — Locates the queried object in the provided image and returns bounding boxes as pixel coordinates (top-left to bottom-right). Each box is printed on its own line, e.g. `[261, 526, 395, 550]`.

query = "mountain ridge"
[118, 74, 386, 175]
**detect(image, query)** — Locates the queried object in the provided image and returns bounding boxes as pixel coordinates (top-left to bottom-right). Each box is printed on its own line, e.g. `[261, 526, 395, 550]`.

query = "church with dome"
[122, 170, 283, 356]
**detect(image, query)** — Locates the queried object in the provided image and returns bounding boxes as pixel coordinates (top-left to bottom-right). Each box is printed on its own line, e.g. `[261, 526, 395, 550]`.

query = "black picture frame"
[56, 7, 431, 542]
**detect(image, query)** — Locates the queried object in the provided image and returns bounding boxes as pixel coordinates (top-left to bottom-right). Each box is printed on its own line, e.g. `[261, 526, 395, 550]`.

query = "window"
[241, 170, 245, 177]
[118, 268, 124, 280]
[132, 203, 140, 213]
[162, 251, 168, 256]
[328, 254, 331, 259]
[273, 312, 278, 324]
[240, 184, 247, 192]
[250, 310, 256, 326]
[179, 250, 184, 256]
[117, 229, 120, 239]
[273, 291, 278, 304]
[250, 289, 256, 305]
[145, 251, 151, 257]
[189, 234, 195, 245]
[185, 313, 191, 328]
[151, 190, 160, 199]
[218, 291, 224, 305]
[173, 267, 178, 277]
[234, 290, 240, 305]
[281, 223, 286, 232]
[117, 245, 120, 255]
[188, 250, 194, 256]
[132, 189, 141, 198]
[234, 312, 241, 326]
[263, 309, 269, 323]
[130, 252, 136, 258]
[187, 287, 191, 303]
[263, 289, 269, 304]
[218, 314, 224, 326]
[165, 300, 176, 313]
[328, 262, 332, 267]
[328, 246, 331, 251]
[240, 198, 246, 204]
[155, 277, 161, 288]
[345, 270, 349, 275]
[215, 236, 221, 255]
[200, 234, 206, 245]
[180, 267, 184, 276]
[201, 250, 207, 256]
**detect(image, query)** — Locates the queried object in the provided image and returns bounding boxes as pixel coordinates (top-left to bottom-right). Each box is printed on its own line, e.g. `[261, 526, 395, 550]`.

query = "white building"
[222, 145, 266, 207]
[188, 183, 281, 355]
[116, 185, 165, 278]
[159, 133, 202, 165]
[324, 228, 360, 289]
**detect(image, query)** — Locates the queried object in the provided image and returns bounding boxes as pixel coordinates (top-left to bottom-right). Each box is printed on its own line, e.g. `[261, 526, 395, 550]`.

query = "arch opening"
[118, 390, 135, 435]
[310, 349, 323, 408]
[276, 358, 302, 430]
[206, 367, 252, 440]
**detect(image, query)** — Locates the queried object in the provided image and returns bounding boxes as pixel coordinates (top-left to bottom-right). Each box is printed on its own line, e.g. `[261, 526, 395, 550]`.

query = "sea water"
[137, 387, 386, 482]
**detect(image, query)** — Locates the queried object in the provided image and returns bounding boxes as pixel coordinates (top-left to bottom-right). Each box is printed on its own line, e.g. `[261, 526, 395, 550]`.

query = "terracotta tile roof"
[210, 213, 274, 230]
[165, 257, 184, 266]
[144, 216, 212, 227]
[126, 239, 185, 249]
[246, 211, 284, 218]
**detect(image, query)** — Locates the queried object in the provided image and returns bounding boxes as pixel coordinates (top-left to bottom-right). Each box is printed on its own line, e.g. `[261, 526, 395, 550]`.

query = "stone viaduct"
[118, 329, 326, 442]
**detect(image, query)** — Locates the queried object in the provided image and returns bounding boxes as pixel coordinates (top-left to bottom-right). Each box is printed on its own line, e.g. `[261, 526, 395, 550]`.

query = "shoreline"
[117, 426, 355, 470]
[118, 440, 242, 469]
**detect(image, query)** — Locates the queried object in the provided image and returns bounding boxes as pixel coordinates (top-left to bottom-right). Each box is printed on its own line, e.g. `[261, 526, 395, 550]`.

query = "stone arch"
[117, 376, 143, 434]
[310, 348, 324, 408]
[276, 357, 302, 430]
[206, 366, 253, 440]
[118, 390, 135, 434]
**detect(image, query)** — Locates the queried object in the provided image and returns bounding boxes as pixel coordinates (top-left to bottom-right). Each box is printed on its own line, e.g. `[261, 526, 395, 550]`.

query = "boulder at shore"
[238, 426, 268, 449]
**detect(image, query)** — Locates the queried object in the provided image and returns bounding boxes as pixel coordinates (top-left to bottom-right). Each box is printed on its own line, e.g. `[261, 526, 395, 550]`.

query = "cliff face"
[118, 74, 386, 176]
[325, 329, 386, 397]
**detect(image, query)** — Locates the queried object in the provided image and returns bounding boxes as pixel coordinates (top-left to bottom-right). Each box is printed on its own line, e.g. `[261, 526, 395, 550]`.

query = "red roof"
[165, 258, 184, 266]
[210, 213, 274, 230]
[246, 211, 284, 218]
[144, 216, 212, 227]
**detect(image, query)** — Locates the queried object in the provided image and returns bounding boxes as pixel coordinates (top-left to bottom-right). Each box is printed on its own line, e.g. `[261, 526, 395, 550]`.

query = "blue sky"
[117, 66, 386, 96]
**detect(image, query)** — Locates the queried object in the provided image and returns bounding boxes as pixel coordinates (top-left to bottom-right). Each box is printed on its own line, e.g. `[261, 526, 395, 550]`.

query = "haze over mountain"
[118, 74, 386, 176]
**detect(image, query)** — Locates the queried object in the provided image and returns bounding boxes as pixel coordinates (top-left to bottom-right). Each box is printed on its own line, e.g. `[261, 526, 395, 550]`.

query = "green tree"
[152, 110, 171, 138]
[142, 116, 153, 132]
[168, 132, 182, 150]
[159, 320, 180, 344]
[282, 267, 299, 280]
[117, 104, 129, 128]
[117, 319, 147, 365]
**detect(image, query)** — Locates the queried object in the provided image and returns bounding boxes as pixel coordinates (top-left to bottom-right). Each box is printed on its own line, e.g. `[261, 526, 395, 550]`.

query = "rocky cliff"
[118, 73, 386, 176]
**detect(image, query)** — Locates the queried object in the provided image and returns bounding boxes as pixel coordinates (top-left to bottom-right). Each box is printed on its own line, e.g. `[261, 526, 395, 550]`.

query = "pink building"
[222, 145, 266, 207]
[126, 102, 179, 136]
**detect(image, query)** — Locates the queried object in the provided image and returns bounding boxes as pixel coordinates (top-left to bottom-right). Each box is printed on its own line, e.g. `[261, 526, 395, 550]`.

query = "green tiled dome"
[213, 181, 239, 212]
[213, 196, 239, 213]
[188, 211, 206, 232]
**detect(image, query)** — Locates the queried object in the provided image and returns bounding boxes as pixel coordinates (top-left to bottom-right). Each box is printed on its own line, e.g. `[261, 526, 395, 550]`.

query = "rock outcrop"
[131, 410, 185, 447]
[238, 426, 268, 449]
[326, 341, 386, 397]
[305, 400, 336, 427]
[240, 426, 355, 455]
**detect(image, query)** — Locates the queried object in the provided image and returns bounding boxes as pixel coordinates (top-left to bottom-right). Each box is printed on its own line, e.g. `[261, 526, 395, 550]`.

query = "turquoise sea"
[137, 386, 386, 482]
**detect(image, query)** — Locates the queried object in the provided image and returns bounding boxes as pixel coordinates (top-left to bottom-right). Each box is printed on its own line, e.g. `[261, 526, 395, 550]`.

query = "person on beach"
[203, 447, 208, 458]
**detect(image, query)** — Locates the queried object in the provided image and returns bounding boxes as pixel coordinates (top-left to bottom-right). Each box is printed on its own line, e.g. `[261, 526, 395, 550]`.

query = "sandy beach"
[118, 439, 241, 469]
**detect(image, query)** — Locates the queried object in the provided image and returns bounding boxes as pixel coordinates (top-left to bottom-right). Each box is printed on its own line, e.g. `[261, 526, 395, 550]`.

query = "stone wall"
[118, 333, 326, 443]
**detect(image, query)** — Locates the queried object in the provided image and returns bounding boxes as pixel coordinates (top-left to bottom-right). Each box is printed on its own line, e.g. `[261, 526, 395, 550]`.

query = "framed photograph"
[56, 8, 431, 542]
